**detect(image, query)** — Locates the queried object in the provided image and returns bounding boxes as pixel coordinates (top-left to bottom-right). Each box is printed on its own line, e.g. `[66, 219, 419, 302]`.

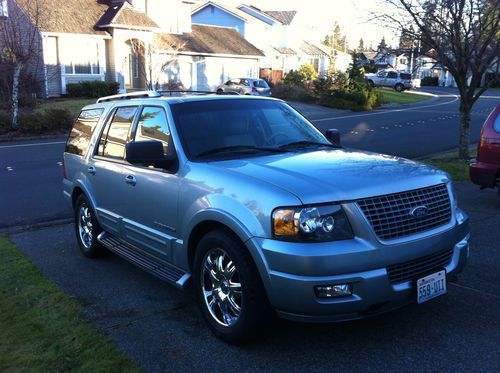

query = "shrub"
[299, 64, 318, 81]
[283, 69, 307, 86]
[421, 76, 439, 86]
[0, 111, 11, 134]
[313, 75, 334, 97]
[320, 86, 382, 111]
[67, 81, 120, 98]
[271, 83, 316, 103]
[18, 108, 74, 134]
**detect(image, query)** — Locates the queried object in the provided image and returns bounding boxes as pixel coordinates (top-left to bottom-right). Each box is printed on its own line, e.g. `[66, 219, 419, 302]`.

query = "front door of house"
[129, 53, 142, 89]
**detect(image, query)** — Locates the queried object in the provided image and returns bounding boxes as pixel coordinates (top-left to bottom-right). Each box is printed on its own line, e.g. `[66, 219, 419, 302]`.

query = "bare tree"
[0, 0, 44, 129]
[376, 0, 499, 159]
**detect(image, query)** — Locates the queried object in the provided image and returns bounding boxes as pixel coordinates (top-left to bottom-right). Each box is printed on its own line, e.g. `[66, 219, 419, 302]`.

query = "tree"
[357, 38, 365, 52]
[399, 25, 416, 49]
[378, 0, 500, 159]
[0, 0, 44, 130]
[377, 36, 387, 51]
[333, 23, 342, 50]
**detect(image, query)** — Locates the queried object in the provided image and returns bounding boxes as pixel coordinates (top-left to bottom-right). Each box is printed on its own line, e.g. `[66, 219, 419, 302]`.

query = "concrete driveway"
[10, 182, 500, 372]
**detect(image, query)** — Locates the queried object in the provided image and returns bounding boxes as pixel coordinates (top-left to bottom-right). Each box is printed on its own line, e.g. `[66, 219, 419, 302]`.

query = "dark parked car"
[470, 105, 500, 196]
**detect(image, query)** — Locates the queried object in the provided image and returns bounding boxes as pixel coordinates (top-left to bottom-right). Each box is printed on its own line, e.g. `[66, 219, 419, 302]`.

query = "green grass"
[0, 236, 139, 373]
[424, 148, 477, 181]
[35, 98, 95, 118]
[378, 88, 432, 105]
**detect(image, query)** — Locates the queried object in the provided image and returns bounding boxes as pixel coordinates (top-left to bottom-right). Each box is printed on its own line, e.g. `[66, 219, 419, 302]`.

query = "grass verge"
[378, 88, 432, 105]
[35, 98, 95, 119]
[424, 148, 477, 181]
[0, 236, 139, 372]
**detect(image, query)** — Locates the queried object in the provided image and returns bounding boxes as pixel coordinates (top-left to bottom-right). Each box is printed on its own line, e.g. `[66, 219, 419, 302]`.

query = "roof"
[157, 24, 264, 56]
[262, 10, 297, 25]
[191, 1, 252, 22]
[95, 2, 159, 29]
[299, 41, 327, 56]
[274, 47, 296, 55]
[16, 0, 108, 35]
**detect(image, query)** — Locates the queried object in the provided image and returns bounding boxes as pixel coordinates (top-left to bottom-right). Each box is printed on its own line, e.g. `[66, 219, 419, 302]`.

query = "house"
[1, 0, 263, 97]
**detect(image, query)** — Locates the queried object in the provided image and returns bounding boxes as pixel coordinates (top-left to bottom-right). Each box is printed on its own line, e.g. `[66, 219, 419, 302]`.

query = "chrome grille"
[387, 248, 453, 283]
[357, 184, 452, 240]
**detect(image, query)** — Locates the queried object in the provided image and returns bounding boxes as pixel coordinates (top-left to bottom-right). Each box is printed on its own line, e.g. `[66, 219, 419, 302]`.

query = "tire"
[193, 229, 273, 344]
[395, 84, 404, 92]
[216, 89, 223, 94]
[74, 194, 106, 258]
[368, 80, 375, 88]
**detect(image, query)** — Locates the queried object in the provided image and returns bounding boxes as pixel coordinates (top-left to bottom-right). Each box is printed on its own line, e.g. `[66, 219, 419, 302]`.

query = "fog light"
[315, 284, 352, 298]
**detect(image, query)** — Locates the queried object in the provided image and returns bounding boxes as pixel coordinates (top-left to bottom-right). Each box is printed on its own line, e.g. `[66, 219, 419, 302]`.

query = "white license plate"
[417, 270, 447, 304]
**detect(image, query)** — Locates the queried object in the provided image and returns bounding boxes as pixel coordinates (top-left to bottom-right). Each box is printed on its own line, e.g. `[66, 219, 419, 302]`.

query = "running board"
[97, 232, 190, 289]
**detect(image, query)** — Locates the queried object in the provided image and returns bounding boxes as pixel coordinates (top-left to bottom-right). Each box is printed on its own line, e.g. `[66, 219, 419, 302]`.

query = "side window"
[387, 71, 398, 79]
[494, 114, 500, 133]
[134, 106, 171, 155]
[240, 79, 250, 86]
[97, 106, 137, 159]
[65, 108, 104, 156]
[377, 71, 386, 78]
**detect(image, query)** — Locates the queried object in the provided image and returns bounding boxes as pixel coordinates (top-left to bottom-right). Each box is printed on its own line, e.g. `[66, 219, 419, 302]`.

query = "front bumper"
[470, 161, 499, 188]
[248, 208, 469, 322]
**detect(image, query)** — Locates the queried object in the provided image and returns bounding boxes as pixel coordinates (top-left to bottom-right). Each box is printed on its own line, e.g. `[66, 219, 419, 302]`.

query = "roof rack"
[96, 89, 239, 103]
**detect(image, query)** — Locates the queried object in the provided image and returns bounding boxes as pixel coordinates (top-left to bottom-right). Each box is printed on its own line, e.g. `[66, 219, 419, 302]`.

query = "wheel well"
[187, 220, 239, 270]
[71, 187, 84, 208]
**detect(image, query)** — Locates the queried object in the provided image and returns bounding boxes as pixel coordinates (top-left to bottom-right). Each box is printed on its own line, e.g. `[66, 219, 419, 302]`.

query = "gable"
[237, 5, 277, 25]
[192, 4, 246, 35]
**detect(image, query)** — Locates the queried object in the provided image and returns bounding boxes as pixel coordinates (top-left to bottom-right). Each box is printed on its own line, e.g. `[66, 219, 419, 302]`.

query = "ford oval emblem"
[410, 206, 428, 219]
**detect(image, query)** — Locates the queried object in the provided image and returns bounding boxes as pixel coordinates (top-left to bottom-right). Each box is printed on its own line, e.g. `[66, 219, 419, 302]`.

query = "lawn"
[0, 236, 139, 372]
[378, 88, 432, 105]
[35, 98, 95, 118]
[424, 148, 477, 181]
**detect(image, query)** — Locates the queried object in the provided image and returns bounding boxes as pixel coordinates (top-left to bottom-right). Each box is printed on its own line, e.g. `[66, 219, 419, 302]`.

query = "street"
[1, 88, 499, 229]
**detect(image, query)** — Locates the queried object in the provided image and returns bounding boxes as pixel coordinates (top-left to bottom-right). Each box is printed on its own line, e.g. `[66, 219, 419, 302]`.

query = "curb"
[1, 217, 73, 235]
[0, 133, 68, 144]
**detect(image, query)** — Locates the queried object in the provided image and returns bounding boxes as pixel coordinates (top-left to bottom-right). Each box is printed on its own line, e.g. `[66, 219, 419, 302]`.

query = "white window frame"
[64, 40, 101, 75]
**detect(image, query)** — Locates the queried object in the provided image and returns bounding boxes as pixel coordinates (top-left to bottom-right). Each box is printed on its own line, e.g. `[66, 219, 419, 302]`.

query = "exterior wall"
[192, 5, 246, 35]
[194, 55, 259, 90]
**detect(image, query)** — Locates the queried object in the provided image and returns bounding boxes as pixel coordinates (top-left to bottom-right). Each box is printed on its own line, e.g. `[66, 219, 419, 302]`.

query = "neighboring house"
[3, 0, 263, 97]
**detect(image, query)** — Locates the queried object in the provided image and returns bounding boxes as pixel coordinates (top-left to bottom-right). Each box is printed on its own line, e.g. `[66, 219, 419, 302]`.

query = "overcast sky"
[218, 0, 400, 49]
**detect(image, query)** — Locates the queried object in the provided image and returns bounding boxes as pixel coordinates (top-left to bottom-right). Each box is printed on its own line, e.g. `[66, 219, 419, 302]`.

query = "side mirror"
[325, 129, 341, 146]
[125, 140, 176, 170]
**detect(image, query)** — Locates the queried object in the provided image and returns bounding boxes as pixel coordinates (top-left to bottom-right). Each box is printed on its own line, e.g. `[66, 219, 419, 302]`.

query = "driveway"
[9, 183, 500, 372]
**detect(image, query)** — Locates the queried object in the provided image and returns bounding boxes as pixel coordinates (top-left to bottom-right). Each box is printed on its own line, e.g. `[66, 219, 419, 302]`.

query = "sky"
[218, 0, 401, 49]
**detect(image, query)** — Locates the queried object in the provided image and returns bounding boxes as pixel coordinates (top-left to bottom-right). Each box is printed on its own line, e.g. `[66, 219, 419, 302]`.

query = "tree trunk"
[458, 100, 471, 160]
[10, 61, 22, 131]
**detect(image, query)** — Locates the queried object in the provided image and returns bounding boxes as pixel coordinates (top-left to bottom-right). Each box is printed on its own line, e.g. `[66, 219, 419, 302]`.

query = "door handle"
[87, 166, 96, 176]
[125, 175, 137, 186]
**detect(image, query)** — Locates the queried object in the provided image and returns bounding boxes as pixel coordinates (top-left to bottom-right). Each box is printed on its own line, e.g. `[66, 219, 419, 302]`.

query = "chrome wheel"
[78, 204, 93, 249]
[201, 248, 242, 327]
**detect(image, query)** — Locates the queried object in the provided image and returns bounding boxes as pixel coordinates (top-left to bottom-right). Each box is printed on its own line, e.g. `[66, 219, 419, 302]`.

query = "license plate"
[417, 270, 447, 304]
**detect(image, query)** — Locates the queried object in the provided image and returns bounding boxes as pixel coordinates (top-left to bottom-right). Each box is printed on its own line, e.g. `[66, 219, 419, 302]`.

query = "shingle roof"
[95, 2, 159, 29]
[157, 24, 264, 56]
[300, 41, 327, 56]
[16, 0, 108, 35]
[262, 10, 297, 25]
[274, 47, 296, 55]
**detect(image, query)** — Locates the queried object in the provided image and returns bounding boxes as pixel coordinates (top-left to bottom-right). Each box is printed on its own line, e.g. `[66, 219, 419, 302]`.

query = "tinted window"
[387, 71, 398, 78]
[134, 106, 170, 154]
[377, 71, 386, 78]
[170, 99, 328, 159]
[400, 73, 411, 80]
[240, 79, 250, 86]
[253, 80, 269, 88]
[97, 106, 137, 159]
[65, 109, 104, 156]
[494, 114, 500, 133]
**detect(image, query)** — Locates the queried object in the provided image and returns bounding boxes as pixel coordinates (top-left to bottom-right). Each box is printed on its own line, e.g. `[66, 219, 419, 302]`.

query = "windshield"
[170, 99, 331, 160]
[253, 80, 269, 88]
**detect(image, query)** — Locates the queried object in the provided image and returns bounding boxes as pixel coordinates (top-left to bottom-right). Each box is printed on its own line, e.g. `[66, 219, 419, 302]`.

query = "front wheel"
[216, 89, 223, 94]
[193, 229, 273, 344]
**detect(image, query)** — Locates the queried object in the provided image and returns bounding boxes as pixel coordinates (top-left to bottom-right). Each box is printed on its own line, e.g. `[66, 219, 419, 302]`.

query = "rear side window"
[97, 106, 137, 159]
[253, 80, 269, 88]
[400, 73, 411, 80]
[387, 71, 398, 79]
[134, 106, 171, 155]
[65, 109, 104, 156]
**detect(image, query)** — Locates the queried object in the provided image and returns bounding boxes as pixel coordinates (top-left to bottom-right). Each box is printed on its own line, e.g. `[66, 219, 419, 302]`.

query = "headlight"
[272, 204, 353, 242]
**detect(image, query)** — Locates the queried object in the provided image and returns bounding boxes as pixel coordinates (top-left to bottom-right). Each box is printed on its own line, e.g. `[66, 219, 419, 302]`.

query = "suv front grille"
[387, 248, 453, 283]
[357, 184, 452, 240]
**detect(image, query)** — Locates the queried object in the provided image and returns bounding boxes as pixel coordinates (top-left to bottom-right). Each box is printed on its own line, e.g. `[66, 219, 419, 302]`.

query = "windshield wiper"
[195, 145, 287, 158]
[279, 141, 340, 149]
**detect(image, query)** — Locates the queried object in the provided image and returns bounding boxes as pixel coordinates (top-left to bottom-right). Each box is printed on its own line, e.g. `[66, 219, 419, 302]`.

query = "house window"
[0, 0, 8, 18]
[63, 40, 101, 75]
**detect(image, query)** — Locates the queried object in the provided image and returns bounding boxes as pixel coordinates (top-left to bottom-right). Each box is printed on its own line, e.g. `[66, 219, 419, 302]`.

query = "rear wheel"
[74, 194, 106, 258]
[368, 80, 375, 88]
[193, 229, 273, 344]
[395, 83, 404, 92]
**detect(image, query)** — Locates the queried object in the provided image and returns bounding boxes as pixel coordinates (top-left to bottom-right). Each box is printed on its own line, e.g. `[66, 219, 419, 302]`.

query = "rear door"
[253, 79, 271, 96]
[385, 71, 398, 87]
[88, 106, 138, 236]
[120, 105, 180, 261]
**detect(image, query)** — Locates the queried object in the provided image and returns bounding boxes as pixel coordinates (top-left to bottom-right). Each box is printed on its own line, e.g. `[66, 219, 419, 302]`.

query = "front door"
[120, 106, 180, 261]
[129, 52, 143, 89]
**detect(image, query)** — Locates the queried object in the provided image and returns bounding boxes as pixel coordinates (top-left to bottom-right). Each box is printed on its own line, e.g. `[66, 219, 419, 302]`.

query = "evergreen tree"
[357, 38, 365, 52]
[377, 37, 387, 51]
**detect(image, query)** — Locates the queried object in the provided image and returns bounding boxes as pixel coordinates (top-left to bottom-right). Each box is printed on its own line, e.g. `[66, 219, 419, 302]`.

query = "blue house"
[191, 1, 249, 36]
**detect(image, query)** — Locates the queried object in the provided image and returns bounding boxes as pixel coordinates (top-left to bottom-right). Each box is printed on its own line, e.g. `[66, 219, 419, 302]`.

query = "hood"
[212, 149, 450, 204]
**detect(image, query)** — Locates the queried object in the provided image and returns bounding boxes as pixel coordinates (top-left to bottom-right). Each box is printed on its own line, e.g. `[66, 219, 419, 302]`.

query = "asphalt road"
[10, 182, 500, 372]
[1, 88, 499, 229]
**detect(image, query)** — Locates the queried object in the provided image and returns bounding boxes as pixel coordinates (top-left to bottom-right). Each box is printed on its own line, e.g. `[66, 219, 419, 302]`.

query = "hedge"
[67, 81, 120, 98]
[421, 76, 439, 86]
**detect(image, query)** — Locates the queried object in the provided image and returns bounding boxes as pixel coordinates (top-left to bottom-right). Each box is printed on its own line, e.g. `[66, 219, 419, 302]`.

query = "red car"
[470, 105, 500, 196]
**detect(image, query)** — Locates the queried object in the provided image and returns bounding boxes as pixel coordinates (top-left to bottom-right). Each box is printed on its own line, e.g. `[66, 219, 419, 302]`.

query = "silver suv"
[63, 91, 469, 343]
[217, 78, 272, 96]
[366, 70, 413, 91]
